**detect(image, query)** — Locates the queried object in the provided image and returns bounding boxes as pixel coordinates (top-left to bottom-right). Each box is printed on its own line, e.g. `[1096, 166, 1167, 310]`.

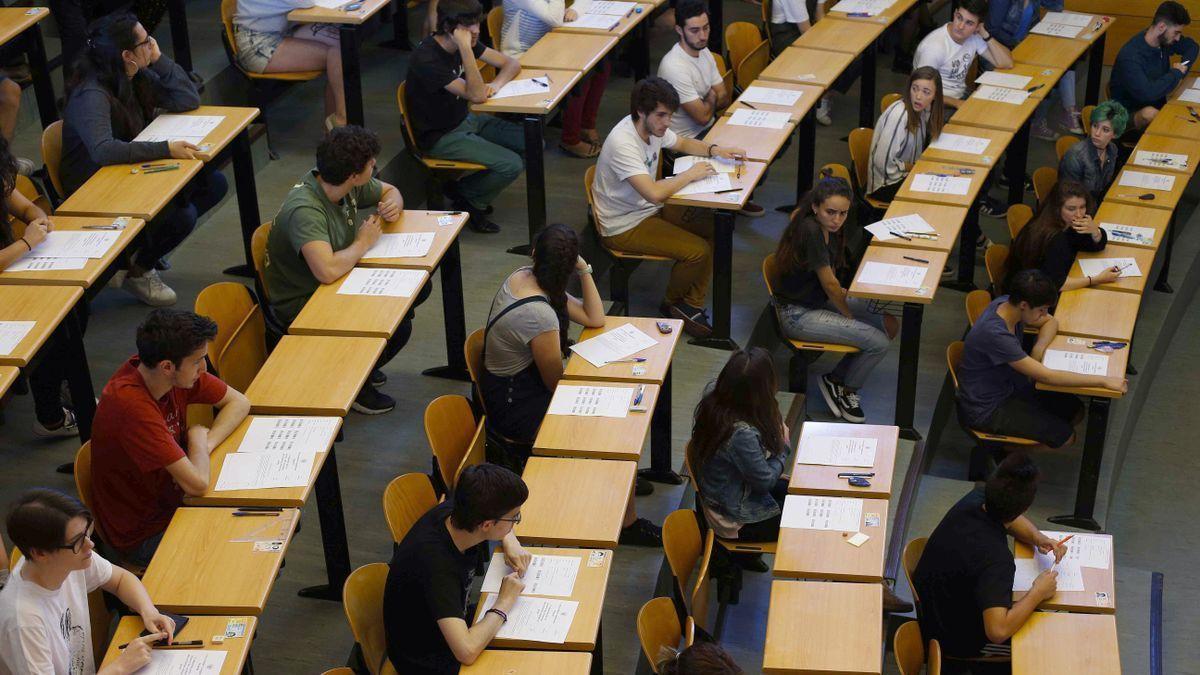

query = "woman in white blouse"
[867, 66, 945, 202]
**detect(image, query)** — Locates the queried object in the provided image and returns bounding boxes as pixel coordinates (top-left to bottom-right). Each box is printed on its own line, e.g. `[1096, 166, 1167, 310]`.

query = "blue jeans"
[429, 113, 525, 210]
[775, 296, 890, 390]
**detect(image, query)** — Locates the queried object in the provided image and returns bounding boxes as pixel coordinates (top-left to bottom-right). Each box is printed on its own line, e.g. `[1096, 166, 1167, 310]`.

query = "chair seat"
[603, 245, 673, 262]
[784, 339, 860, 354]
[421, 157, 488, 172]
[716, 538, 777, 554]
[242, 68, 323, 82]
[865, 195, 890, 210]
[968, 429, 1039, 445]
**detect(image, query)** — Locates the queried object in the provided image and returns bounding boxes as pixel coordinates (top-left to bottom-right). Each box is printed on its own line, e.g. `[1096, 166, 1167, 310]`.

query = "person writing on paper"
[406, 0, 523, 234]
[1005, 180, 1117, 293]
[958, 270, 1127, 451]
[1111, 1, 1199, 129]
[867, 66, 945, 202]
[914, 454, 1069, 660]
[61, 12, 228, 307]
[0, 488, 177, 674]
[90, 309, 251, 568]
[771, 178, 898, 423]
[499, 0, 611, 159]
[593, 77, 748, 338]
[914, 0, 1013, 109]
[1058, 101, 1128, 203]
[383, 464, 531, 674]
[265, 126, 415, 415]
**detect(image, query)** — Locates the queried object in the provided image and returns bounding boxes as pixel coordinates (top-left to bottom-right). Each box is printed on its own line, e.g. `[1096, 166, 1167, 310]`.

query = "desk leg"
[689, 210, 738, 350]
[1006, 120, 1030, 208]
[895, 302, 922, 440]
[24, 25, 56, 127]
[1085, 34, 1106, 107]
[508, 115, 546, 256]
[64, 306, 96, 443]
[422, 239, 471, 381]
[709, 0, 723, 54]
[340, 26, 365, 127]
[946, 198, 980, 292]
[858, 43, 877, 129]
[167, 0, 194, 75]
[298, 446, 353, 601]
[641, 364, 683, 484]
[1154, 210, 1176, 293]
[223, 130, 262, 279]
[1048, 396, 1107, 532]
[382, 0, 414, 50]
[589, 619, 604, 675]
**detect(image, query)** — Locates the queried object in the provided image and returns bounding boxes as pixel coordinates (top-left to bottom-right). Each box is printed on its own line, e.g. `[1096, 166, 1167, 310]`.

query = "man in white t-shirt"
[0, 489, 174, 675]
[914, 0, 1013, 107]
[592, 76, 746, 338]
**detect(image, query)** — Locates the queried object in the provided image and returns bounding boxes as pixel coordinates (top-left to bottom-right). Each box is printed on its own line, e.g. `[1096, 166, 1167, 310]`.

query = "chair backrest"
[1032, 166, 1057, 205]
[195, 282, 257, 369]
[1006, 203, 1032, 240]
[1080, 105, 1095, 133]
[343, 563, 393, 675]
[396, 82, 425, 160]
[928, 639, 942, 674]
[637, 596, 682, 674]
[894, 620, 926, 675]
[848, 128, 874, 193]
[41, 121, 64, 198]
[1055, 135, 1079, 162]
[712, 53, 734, 113]
[220, 0, 238, 58]
[725, 22, 762, 77]
[464, 328, 487, 407]
[902, 537, 928, 609]
[762, 252, 779, 295]
[74, 442, 93, 510]
[818, 163, 854, 198]
[984, 243, 1009, 290]
[662, 509, 703, 614]
[965, 289, 991, 326]
[14, 175, 50, 217]
[736, 39, 770, 90]
[322, 669, 356, 675]
[881, 92, 902, 113]
[946, 342, 963, 389]
[382, 473, 438, 544]
[454, 415, 487, 487]
[487, 6, 503, 48]
[215, 304, 268, 393]
[424, 395, 477, 494]
[251, 221, 272, 302]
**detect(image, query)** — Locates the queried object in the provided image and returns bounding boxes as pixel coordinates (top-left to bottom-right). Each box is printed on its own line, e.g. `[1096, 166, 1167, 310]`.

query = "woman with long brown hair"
[867, 66, 945, 202]
[1005, 179, 1120, 293]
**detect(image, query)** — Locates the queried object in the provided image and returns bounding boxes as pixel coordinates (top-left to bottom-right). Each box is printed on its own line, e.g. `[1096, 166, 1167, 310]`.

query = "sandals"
[559, 140, 601, 159]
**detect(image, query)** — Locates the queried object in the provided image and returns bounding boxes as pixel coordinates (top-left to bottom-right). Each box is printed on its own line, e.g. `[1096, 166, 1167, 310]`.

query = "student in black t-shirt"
[383, 464, 530, 674]
[1004, 180, 1119, 294]
[405, 0, 523, 234]
[913, 453, 1066, 663]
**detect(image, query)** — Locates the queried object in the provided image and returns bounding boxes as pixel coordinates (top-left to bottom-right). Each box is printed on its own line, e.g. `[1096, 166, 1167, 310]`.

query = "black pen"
[1026, 83, 1045, 93]
[888, 230, 912, 240]
[903, 255, 929, 264]
[233, 506, 283, 512]
[233, 512, 279, 517]
[837, 472, 875, 477]
[741, 101, 758, 109]
[713, 188, 743, 194]
[117, 639, 204, 649]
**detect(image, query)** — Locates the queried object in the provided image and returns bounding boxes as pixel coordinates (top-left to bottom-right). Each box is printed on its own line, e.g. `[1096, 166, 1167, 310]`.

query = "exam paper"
[237, 416, 339, 456]
[563, 13, 620, 29]
[910, 173, 971, 195]
[974, 71, 1032, 89]
[1029, 21, 1084, 38]
[569, 323, 657, 366]
[577, 0, 636, 15]
[1119, 170, 1176, 191]
[796, 436, 878, 467]
[864, 213, 937, 240]
[728, 108, 791, 129]
[1041, 531, 1113, 569]
[1042, 11, 1094, 26]
[28, 231, 119, 259]
[673, 155, 738, 174]
[672, 173, 733, 196]
[134, 115, 223, 144]
[828, 0, 895, 14]
[739, 85, 803, 106]
[1078, 257, 1142, 279]
[1013, 553, 1085, 592]
[1133, 150, 1189, 170]
[1178, 89, 1200, 104]
[1100, 223, 1155, 246]
[546, 385, 634, 418]
[4, 256, 88, 272]
[139, 649, 227, 675]
[312, 0, 351, 7]
[857, 261, 928, 289]
[1042, 349, 1109, 377]
[0, 321, 34, 356]
[929, 132, 991, 155]
[481, 552, 581, 597]
[336, 268, 425, 297]
[491, 76, 553, 98]
[973, 85, 1030, 105]
[781, 495, 864, 531]
[362, 232, 435, 259]
[479, 594, 578, 644]
[214, 450, 314, 491]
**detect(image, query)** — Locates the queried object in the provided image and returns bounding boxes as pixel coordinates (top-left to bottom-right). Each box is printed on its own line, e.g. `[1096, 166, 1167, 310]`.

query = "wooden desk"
[726, 80, 823, 119]
[0, 285, 83, 367]
[358, 211, 469, 271]
[1143, 103, 1200, 141]
[1067, 244, 1156, 294]
[700, 118, 794, 163]
[516, 457, 634, 548]
[1104, 166, 1186, 211]
[0, 8, 55, 129]
[759, 46, 856, 88]
[519, 33, 618, 71]
[1054, 287, 1139, 342]
[0, 7, 46, 46]
[470, 69, 582, 115]
[100, 616, 257, 674]
[983, 63, 1067, 99]
[1012, 34, 1090, 69]
[462, 651, 593, 673]
[920, 124, 1013, 169]
[1128, 133, 1200, 175]
[245, 335, 385, 415]
[555, 4, 654, 35]
[664, 157, 770, 208]
[762, 580, 882, 674]
[533, 381, 658, 461]
[788, 422, 898, 499]
[473, 548, 611, 651]
[825, 0, 917, 26]
[953, 91, 1041, 133]
[1012, 612, 1120, 675]
[287, 0, 388, 23]
[183, 105, 260, 161]
[892, 160, 988, 208]
[0, 216, 145, 288]
[793, 16, 886, 54]
[563, 317, 682, 385]
[1035, 335, 1128, 398]
[0, 365, 16, 399]
[848, 244, 948, 304]
[870, 200, 968, 254]
[56, 159, 204, 221]
[289, 0, 389, 126]
[774, 498, 888, 581]
[1093, 202, 1171, 250]
[1013, 534, 1116, 613]
[288, 268, 429, 338]
[141, 507, 298, 614]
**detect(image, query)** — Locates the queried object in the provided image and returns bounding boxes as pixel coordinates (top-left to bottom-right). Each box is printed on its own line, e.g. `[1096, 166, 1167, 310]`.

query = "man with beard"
[1111, 1, 1199, 130]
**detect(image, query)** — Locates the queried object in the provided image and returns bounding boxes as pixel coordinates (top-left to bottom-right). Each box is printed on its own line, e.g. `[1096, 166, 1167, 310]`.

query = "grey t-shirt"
[484, 268, 561, 376]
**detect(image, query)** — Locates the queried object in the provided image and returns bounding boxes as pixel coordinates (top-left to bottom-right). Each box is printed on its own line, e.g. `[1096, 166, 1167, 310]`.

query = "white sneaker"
[16, 157, 35, 176]
[816, 98, 833, 126]
[122, 269, 177, 306]
[33, 408, 79, 438]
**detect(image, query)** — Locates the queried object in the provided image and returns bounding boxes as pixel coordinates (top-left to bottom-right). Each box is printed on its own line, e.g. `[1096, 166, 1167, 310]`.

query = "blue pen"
[848, 11, 870, 16]
[632, 385, 645, 406]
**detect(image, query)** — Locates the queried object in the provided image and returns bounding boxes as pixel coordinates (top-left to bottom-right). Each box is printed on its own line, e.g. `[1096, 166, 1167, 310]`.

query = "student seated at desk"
[61, 12, 228, 307]
[914, 0, 1013, 110]
[771, 178, 898, 423]
[657, 641, 744, 674]
[592, 76, 748, 338]
[0, 488, 176, 675]
[958, 270, 1127, 451]
[383, 464, 531, 674]
[1111, 1, 1198, 130]
[91, 309, 250, 568]
[499, 0, 611, 159]
[406, 0, 523, 234]
[232, 1, 346, 129]
[913, 454, 1067, 664]
[1058, 102, 1127, 204]
[868, 66, 945, 203]
[1004, 180, 1118, 294]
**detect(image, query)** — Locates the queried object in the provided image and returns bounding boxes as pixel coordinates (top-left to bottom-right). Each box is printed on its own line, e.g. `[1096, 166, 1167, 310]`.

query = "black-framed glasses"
[133, 36, 153, 50]
[57, 518, 95, 554]
[495, 513, 522, 525]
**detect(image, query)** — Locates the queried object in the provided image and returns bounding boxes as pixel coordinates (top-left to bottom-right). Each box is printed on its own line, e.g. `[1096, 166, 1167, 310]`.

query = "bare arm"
[530, 330, 565, 391]
[299, 215, 383, 284]
[1009, 355, 1127, 392]
[679, 95, 718, 126]
[980, 29, 1014, 69]
[566, 262, 606, 328]
[981, 587, 1049, 643]
[626, 171, 707, 205]
[480, 46, 521, 89]
[205, 387, 250, 451]
[438, 573, 525, 665]
[817, 265, 853, 317]
[1029, 315, 1056, 361]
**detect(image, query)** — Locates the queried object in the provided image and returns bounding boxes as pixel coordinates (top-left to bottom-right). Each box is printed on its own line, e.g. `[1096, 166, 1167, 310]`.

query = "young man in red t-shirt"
[90, 309, 250, 567]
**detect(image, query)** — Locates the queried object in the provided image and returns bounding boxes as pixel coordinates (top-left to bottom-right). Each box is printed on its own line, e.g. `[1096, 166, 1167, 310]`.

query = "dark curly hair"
[436, 0, 484, 34]
[136, 308, 218, 368]
[531, 224, 578, 353]
[0, 136, 17, 247]
[316, 125, 381, 185]
[631, 76, 680, 121]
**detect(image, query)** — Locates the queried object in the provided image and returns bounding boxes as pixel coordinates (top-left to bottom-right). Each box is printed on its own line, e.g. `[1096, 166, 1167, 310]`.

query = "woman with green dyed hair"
[1058, 100, 1129, 202]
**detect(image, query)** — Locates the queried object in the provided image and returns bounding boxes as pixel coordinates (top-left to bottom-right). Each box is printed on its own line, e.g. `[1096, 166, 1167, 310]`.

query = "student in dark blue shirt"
[1111, 1, 1199, 130]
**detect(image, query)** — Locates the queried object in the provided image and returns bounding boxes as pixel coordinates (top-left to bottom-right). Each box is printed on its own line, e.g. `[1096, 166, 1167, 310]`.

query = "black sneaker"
[351, 384, 395, 415]
[979, 197, 1006, 219]
[369, 369, 387, 387]
[668, 302, 713, 338]
[837, 388, 866, 424]
[635, 476, 655, 496]
[818, 374, 844, 420]
[618, 517, 663, 547]
[467, 214, 500, 233]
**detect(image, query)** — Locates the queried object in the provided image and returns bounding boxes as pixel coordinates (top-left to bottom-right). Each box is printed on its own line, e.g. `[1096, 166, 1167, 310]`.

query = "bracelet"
[1086, 275, 1092, 287]
[486, 608, 508, 623]
[19, 237, 30, 251]
[707, 143, 716, 158]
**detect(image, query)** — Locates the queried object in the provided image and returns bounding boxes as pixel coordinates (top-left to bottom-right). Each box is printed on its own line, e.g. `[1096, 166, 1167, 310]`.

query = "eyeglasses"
[133, 36, 153, 50]
[495, 513, 522, 525]
[57, 518, 95, 554]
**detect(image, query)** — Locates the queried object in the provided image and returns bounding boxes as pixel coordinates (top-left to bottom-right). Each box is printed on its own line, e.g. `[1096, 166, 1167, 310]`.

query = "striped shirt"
[867, 100, 929, 194]
[500, 0, 566, 57]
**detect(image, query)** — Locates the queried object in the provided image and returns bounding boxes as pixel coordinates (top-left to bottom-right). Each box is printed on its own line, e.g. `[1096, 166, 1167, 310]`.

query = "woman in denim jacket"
[1059, 100, 1128, 202]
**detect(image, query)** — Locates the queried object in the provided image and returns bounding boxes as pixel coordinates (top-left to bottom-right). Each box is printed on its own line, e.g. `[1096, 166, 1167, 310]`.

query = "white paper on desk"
[1042, 349, 1109, 376]
[1029, 21, 1085, 38]
[0, 321, 34, 356]
[1040, 530, 1112, 569]
[828, 0, 895, 15]
[796, 436, 878, 467]
[1179, 88, 1200, 104]
[481, 552, 581, 597]
[311, 0, 351, 7]
[214, 450, 314, 491]
[139, 649, 226, 675]
[237, 416, 339, 456]
[28, 231, 119, 259]
[133, 114, 223, 145]
[728, 108, 791, 129]
[547, 384, 634, 418]
[569, 322, 657, 366]
[740, 85, 803, 106]
[974, 71, 1032, 89]
[672, 155, 738, 175]
[1078, 257, 1142, 279]
[1119, 170, 1176, 191]
[336, 268, 424, 297]
[575, 0, 636, 15]
[563, 13, 620, 29]
[928, 132, 991, 155]
[1043, 11, 1094, 26]
[857, 261, 928, 289]
[973, 84, 1031, 105]
[672, 173, 733, 196]
[910, 173, 971, 195]
[362, 232, 435, 259]
[1013, 553, 1085, 592]
[4, 256, 88, 271]
[479, 594, 578, 644]
[1100, 222, 1155, 246]
[1133, 150, 1189, 170]
[781, 495, 863, 531]
[491, 76, 554, 98]
[865, 213, 936, 240]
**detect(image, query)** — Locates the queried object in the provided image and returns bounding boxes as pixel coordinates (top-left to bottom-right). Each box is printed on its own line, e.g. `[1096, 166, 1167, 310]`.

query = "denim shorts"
[233, 23, 338, 73]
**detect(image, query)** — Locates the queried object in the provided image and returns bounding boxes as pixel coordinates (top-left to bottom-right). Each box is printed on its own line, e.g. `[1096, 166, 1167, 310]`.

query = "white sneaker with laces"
[839, 389, 866, 423]
[122, 269, 177, 306]
[33, 408, 79, 438]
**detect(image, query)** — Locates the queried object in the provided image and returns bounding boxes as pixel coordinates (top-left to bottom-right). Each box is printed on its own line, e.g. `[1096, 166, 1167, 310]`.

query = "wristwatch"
[578, 263, 593, 275]
[707, 143, 717, 157]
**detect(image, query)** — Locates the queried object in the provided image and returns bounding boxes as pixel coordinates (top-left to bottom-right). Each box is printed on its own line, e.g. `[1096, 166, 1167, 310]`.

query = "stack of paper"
[478, 594, 578, 643]
[140, 650, 227, 675]
[236, 416, 339, 455]
[336, 268, 425, 297]
[1042, 349, 1109, 376]
[1078, 257, 1142, 279]
[134, 115, 223, 144]
[739, 86, 803, 107]
[973, 85, 1031, 105]
[857, 261, 928, 289]
[1013, 550, 1085, 592]
[911, 173, 971, 195]
[481, 552, 581, 596]
[672, 173, 733, 196]
[1100, 222, 1155, 246]
[546, 385, 634, 418]
[975, 71, 1032, 89]
[0, 321, 34, 356]
[569, 323, 657, 366]
[1178, 89, 1200, 104]
[929, 132, 991, 155]
[781, 495, 864, 531]
[362, 232, 435, 259]
[796, 436, 878, 467]
[491, 76, 554, 98]
[728, 108, 791, 129]
[1119, 170, 1176, 191]
[864, 213, 936, 241]
[214, 451, 314, 491]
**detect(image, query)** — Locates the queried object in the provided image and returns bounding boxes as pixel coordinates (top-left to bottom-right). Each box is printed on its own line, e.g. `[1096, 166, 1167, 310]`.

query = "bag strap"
[482, 295, 551, 363]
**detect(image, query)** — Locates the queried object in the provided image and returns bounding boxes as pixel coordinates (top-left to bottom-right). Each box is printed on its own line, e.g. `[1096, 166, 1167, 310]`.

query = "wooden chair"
[343, 563, 399, 675]
[947, 342, 1039, 448]
[1055, 135, 1079, 162]
[965, 289, 991, 327]
[382, 473, 438, 545]
[251, 222, 272, 302]
[1006, 204, 1032, 240]
[41, 120, 64, 200]
[881, 92, 902, 113]
[895, 620, 942, 675]
[14, 175, 51, 217]
[662, 510, 719, 635]
[713, 53, 734, 116]
[487, 6, 503, 48]
[1032, 166, 1057, 205]
[725, 22, 762, 79]
[901, 537, 926, 617]
[424, 395, 480, 495]
[817, 162, 853, 192]
[848, 127, 889, 223]
[735, 39, 770, 91]
[637, 596, 684, 673]
[463, 329, 524, 453]
[195, 282, 257, 370]
[75, 442, 147, 577]
[453, 416, 486, 488]
[397, 82, 487, 210]
[322, 669, 355, 675]
[984, 243, 1008, 291]
[584, 165, 670, 316]
[1080, 105, 1095, 133]
[215, 299, 268, 394]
